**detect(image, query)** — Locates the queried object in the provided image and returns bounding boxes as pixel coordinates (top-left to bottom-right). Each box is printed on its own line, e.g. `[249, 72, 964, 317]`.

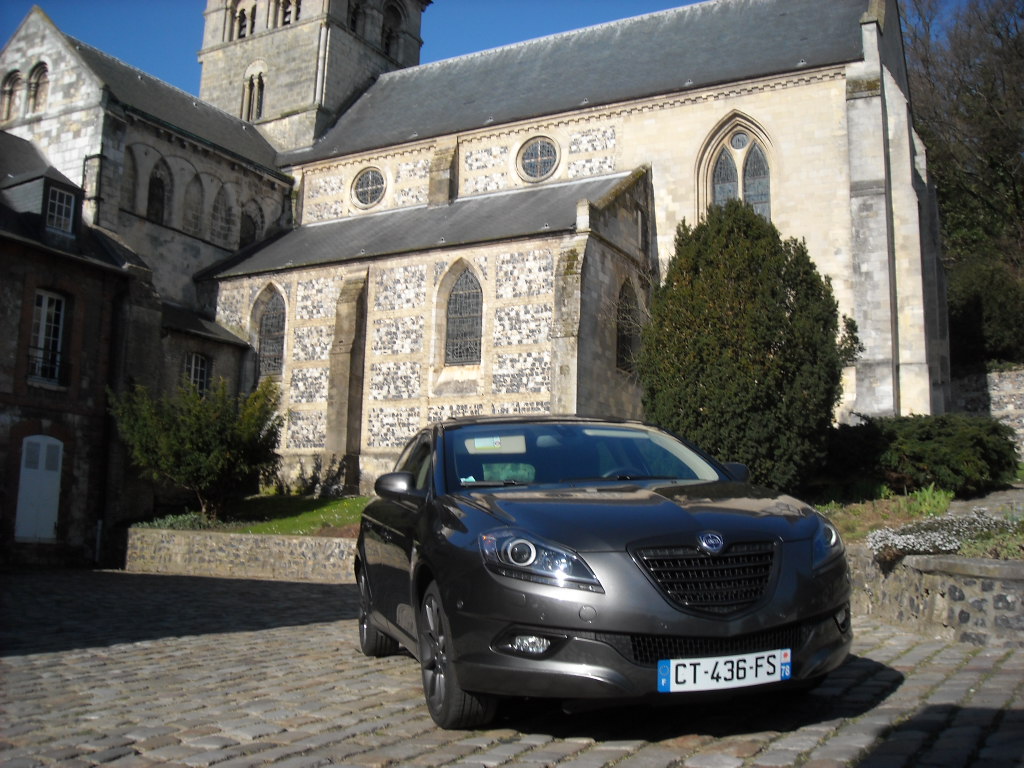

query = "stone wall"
[848, 545, 1024, 648]
[126, 529, 356, 584]
[951, 367, 1024, 455]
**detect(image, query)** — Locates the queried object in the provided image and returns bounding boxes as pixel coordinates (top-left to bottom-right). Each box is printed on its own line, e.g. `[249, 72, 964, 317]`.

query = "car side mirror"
[723, 462, 750, 483]
[374, 471, 426, 501]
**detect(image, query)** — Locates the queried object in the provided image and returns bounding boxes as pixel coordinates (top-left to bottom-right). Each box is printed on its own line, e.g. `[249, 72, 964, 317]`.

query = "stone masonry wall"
[848, 545, 1024, 648]
[126, 529, 356, 584]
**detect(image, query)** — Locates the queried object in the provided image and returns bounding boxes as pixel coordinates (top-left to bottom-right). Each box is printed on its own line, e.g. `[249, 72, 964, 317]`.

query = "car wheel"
[418, 582, 497, 729]
[357, 565, 399, 657]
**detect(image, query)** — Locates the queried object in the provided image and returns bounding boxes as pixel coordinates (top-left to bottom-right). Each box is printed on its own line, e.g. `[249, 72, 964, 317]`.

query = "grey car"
[356, 416, 852, 729]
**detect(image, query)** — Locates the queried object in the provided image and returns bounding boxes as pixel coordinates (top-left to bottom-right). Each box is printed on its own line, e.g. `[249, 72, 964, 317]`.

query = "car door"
[373, 433, 434, 638]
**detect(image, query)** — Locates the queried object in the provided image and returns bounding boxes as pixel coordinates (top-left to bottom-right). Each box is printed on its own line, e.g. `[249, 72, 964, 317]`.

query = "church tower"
[198, 0, 430, 153]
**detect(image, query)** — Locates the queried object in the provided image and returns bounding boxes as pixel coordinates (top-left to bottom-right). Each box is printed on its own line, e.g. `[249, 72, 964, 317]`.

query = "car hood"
[454, 481, 821, 551]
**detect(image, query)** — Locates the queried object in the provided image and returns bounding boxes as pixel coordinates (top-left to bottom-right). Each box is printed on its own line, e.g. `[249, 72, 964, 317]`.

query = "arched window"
[239, 200, 264, 248]
[121, 150, 137, 211]
[282, 0, 299, 24]
[615, 282, 641, 373]
[183, 175, 204, 236]
[709, 129, 771, 219]
[382, 3, 403, 58]
[1, 71, 23, 121]
[238, 8, 249, 38]
[257, 291, 286, 379]
[244, 72, 265, 120]
[743, 143, 771, 219]
[348, 2, 363, 34]
[28, 64, 48, 113]
[712, 150, 738, 206]
[211, 186, 235, 246]
[146, 160, 172, 225]
[445, 270, 482, 366]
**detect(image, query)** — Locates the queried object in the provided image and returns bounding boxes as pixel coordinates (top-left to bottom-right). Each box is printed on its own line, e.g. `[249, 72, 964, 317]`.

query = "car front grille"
[594, 623, 809, 667]
[633, 541, 775, 614]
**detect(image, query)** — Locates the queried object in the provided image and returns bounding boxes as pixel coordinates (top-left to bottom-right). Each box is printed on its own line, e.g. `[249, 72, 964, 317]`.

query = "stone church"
[0, 0, 948, 564]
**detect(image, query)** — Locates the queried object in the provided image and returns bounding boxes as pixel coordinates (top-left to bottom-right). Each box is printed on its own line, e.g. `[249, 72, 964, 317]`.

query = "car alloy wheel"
[357, 566, 398, 657]
[418, 582, 496, 729]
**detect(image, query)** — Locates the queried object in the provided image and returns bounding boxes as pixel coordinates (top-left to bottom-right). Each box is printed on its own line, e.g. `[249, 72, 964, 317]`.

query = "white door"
[15, 435, 63, 541]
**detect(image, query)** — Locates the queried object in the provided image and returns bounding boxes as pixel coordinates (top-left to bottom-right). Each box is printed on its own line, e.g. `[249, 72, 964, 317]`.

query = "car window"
[399, 436, 432, 491]
[444, 423, 721, 488]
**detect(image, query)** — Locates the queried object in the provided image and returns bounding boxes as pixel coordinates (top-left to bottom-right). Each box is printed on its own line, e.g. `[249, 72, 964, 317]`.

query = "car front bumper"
[442, 551, 853, 701]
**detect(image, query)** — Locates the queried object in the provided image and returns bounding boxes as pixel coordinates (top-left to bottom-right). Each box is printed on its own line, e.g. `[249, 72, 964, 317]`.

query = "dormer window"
[45, 186, 75, 233]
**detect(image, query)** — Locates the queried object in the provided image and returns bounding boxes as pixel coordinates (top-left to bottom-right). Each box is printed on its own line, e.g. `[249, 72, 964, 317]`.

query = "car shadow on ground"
[488, 654, 904, 742]
[0, 569, 360, 656]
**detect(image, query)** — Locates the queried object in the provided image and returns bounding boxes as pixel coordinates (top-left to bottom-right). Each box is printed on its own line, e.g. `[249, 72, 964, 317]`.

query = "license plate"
[657, 648, 791, 693]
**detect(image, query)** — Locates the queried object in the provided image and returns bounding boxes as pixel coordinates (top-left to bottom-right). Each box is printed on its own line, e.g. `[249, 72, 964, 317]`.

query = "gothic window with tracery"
[445, 270, 482, 366]
[710, 130, 771, 219]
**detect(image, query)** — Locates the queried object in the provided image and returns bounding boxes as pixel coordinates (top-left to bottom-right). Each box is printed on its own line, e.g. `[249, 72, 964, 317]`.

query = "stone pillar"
[846, 28, 899, 417]
[326, 273, 367, 492]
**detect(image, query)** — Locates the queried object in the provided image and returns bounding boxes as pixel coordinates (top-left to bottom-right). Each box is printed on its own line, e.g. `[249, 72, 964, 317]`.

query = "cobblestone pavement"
[1, 570, 1022, 768]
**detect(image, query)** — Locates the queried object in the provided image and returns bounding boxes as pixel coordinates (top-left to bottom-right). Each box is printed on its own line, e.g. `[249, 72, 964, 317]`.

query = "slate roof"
[287, 0, 871, 164]
[66, 36, 282, 172]
[0, 130, 74, 188]
[161, 302, 248, 346]
[213, 172, 633, 278]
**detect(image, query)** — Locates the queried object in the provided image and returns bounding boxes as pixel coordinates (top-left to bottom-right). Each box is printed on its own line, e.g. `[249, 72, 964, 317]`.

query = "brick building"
[1, 0, 949, 562]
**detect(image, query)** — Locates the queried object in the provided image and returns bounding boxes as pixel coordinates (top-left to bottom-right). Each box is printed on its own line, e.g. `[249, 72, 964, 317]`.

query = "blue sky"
[1, 1, 695, 95]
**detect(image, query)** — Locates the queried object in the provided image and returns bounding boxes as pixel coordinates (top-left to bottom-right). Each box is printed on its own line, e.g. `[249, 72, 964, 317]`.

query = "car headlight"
[811, 517, 845, 569]
[479, 529, 604, 593]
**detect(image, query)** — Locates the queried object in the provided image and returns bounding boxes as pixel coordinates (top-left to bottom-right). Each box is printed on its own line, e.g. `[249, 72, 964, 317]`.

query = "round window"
[730, 132, 750, 150]
[518, 137, 558, 181]
[353, 168, 385, 206]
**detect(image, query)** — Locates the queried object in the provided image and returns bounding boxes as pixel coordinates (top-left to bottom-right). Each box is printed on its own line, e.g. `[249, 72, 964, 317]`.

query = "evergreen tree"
[636, 200, 859, 490]
[110, 378, 284, 517]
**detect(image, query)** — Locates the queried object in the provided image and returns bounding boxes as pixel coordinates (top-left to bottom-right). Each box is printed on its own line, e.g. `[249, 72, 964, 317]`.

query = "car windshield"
[443, 422, 723, 490]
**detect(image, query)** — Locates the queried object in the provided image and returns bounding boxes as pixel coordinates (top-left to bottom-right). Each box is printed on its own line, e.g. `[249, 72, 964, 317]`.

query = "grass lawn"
[216, 495, 368, 536]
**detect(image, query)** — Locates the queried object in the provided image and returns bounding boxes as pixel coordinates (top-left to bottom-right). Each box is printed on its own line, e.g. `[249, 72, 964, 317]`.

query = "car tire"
[418, 581, 497, 729]
[357, 565, 399, 657]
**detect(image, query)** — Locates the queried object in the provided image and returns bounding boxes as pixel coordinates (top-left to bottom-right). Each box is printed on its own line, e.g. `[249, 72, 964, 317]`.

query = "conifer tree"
[637, 200, 860, 490]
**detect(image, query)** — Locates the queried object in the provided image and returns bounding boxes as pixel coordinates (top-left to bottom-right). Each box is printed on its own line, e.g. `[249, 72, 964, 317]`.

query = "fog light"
[511, 635, 551, 655]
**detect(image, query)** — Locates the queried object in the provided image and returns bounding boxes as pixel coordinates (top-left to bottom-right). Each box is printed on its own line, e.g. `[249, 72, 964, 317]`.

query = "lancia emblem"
[697, 531, 725, 555]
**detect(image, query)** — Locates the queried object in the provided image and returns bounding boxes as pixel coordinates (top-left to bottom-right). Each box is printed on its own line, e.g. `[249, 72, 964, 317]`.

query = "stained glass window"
[258, 292, 286, 379]
[354, 168, 385, 206]
[445, 271, 482, 365]
[520, 138, 558, 180]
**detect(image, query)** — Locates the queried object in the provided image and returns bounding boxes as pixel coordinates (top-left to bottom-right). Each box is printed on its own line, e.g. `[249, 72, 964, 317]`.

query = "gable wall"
[0, 11, 107, 199]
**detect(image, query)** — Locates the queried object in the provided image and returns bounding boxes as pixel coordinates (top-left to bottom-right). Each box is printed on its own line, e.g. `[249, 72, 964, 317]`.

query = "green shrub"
[820, 413, 1018, 499]
[133, 511, 216, 530]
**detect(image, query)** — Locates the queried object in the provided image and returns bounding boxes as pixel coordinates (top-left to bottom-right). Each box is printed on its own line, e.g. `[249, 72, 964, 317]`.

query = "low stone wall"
[125, 532, 1023, 647]
[848, 544, 1024, 647]
[126, 529, 357, 584]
